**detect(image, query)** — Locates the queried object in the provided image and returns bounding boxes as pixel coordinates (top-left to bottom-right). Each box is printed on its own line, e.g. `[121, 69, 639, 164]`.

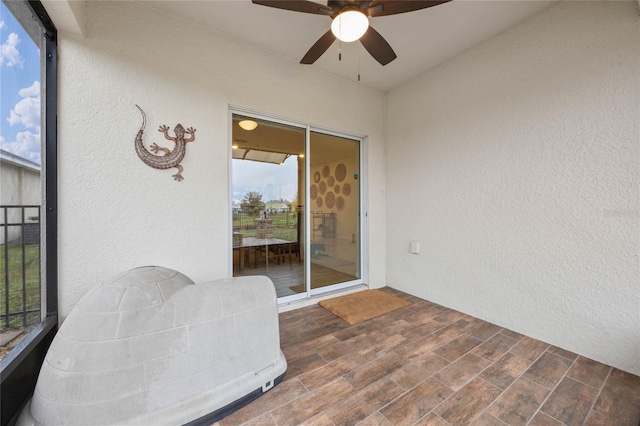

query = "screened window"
[0, 0, 56, 422]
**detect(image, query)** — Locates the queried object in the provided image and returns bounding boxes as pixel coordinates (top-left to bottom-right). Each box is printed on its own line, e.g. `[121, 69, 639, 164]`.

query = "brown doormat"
[319, 289, 412, 325]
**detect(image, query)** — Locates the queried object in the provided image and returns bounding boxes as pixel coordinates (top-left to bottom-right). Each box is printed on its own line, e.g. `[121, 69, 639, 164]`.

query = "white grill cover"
[20, 266, 286, 425]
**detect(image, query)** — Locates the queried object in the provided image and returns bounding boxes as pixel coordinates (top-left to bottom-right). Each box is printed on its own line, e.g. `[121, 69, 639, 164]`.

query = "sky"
[0, 2, 42, 164]
[232, 156, 299, 204]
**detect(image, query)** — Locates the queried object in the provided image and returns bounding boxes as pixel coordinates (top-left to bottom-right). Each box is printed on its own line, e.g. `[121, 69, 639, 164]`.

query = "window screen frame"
[0, 1, 57, 424]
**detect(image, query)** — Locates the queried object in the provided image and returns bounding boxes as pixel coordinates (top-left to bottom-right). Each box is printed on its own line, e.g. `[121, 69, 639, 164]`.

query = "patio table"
[234, 237, 294, 270]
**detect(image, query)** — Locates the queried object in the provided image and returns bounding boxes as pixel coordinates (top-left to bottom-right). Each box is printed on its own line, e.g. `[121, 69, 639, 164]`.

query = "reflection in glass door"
[308, 131, 361, 293]
[231, 114, 307, 300]
[230, 112, 363, 301]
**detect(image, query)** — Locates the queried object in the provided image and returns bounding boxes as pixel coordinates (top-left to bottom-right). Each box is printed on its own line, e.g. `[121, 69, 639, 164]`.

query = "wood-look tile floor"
[217, 288, 640, 426]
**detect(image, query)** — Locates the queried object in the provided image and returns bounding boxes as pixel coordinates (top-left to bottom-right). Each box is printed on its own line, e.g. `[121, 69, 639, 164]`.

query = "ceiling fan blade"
[359, 26, 396, 65]
[251, 0, 333, 15]
[366, 0, 451, 17]
[301, 30, 336, 64]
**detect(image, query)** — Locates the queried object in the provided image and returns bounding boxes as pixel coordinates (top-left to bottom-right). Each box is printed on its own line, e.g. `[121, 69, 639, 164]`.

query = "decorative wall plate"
[327, 176, 335, 187]
[336, 196, 345, 211]
[316, 197, 323, 208]
[319, 181, 327, 195]
[310, 184, 318, 200]
[314, 171, 321, 183]
[322, 165, 330, 178]
[334, 185, 341, 194]
[342, 182, 351, 196]
[335, 163, 347, 182]
[325, 192, 335, 209]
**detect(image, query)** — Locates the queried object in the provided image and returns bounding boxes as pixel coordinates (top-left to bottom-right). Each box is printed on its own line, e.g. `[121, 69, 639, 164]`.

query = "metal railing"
[232, 210, 297, 231]
[1, 205, 41, 329]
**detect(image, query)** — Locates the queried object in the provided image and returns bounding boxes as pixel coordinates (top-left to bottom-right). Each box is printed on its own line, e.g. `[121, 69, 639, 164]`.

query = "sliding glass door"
[308, 131, 361, 294]
[230, 111, 363, 302]
[231, 114, 307, 300]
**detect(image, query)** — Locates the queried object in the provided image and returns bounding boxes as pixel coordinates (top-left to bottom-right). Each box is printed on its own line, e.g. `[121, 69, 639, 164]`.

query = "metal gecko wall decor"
[134, 105, 196, 181]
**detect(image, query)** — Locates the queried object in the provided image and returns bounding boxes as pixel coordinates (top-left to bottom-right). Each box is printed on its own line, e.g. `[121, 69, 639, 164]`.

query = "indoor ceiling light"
[238, 120, 258, 131]
[331, 9, 369, 42]
[232, 144, 239, 149]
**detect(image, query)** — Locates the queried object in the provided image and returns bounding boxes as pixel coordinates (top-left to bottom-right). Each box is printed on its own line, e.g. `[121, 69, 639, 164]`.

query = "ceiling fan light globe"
[331, 10, 369, 42]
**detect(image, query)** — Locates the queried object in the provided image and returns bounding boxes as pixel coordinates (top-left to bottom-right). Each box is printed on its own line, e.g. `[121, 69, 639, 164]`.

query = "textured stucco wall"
[0, 161, 40, 206]
[386, 1, 639, 374]
[0, 160, 41, 243]
[56, 1, 386, 320]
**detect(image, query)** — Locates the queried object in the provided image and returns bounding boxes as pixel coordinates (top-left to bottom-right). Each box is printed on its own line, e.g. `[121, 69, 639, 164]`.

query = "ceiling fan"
[251, 0, 452, 66]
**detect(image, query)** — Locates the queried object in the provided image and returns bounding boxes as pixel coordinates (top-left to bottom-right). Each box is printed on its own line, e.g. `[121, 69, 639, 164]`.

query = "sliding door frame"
[228, 106, 368, 304]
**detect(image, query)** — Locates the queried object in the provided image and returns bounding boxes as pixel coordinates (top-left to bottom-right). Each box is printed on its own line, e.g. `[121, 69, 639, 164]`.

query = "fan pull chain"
[339, 40, 342, 61]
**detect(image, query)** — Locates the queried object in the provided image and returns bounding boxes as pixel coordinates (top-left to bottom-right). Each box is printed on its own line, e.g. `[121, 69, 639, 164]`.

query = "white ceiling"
[142, 0, 557, 92]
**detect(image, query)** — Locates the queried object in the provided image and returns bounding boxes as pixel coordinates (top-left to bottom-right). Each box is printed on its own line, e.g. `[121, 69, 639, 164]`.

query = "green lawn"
[0, 244, 41, 329]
